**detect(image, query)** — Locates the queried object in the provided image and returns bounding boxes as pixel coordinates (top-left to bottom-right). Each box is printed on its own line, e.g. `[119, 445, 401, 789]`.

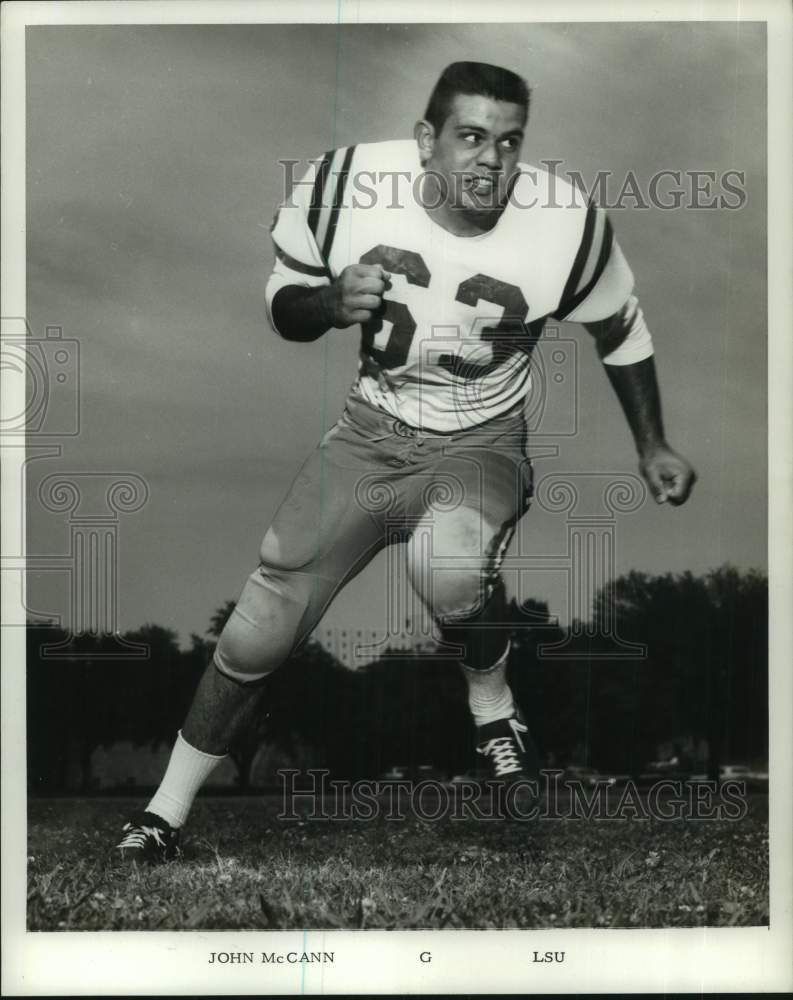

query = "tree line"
[26, 565, 767, 792]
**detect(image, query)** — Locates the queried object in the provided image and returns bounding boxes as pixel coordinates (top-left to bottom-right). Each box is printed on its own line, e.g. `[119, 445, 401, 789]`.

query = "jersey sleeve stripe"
[553, 212, 615, 320]
[272, 240, 332, 278]
[553, 199, 597, 319]
[307, 152, 333, 237]
[311, 148, 347, 261]
[567, 217, 614, 313]
[321, 144, 356, 263]
[576, 206, 607, 291]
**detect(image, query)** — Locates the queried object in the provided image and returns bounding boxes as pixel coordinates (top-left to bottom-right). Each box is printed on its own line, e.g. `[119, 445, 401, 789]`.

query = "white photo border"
[2, 0, 791, 994]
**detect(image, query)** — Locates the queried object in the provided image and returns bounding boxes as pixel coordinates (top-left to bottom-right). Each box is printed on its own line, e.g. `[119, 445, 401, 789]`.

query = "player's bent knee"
[213, 564, 310, 682]
[258, 525, 318, 574]
[259, 527, 294, 571]
[408, 505, 509, 622]
[213, 607, 291, 681]
[430, 572, 486, 623]
[434, 572, 506, 626]
[417, 507, 495, 559]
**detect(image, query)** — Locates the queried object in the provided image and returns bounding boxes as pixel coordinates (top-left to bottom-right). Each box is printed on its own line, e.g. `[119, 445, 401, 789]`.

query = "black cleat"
[476, 714, 540, 784]
[115, 811, 181, 864]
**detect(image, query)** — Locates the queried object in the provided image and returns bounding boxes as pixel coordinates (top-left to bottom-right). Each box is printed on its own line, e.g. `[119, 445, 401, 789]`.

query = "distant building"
[313, 625, 424, 668]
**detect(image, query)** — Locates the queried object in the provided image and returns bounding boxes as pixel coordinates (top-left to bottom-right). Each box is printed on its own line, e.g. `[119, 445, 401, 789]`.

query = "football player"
[116, 62, 695, 862]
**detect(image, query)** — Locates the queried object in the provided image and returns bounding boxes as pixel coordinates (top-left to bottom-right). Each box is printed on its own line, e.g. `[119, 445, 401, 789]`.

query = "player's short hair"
[424, 62, 531, 132]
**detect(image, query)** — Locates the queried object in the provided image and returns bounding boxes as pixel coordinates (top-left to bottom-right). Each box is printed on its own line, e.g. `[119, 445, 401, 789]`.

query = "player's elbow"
[268, 283, 331, 343]
[265, 279, 290, 338]
[265, 283, 301, 341]
[591, 296, 654, 365]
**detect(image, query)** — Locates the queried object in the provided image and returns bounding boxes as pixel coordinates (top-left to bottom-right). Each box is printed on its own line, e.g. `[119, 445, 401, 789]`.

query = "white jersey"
[266, 140, 653, 432]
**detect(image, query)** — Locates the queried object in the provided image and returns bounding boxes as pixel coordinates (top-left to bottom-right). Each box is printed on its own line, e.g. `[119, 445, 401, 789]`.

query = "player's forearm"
[603, 355, 668, 457]
[270, 284, 337, 342]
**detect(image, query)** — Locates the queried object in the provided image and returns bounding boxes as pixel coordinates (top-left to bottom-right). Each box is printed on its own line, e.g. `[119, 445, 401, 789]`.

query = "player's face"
[419, 94, 526, 229]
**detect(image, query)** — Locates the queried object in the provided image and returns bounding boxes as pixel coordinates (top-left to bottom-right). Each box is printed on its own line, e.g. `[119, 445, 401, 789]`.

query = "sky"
[24, 20, 767, 649]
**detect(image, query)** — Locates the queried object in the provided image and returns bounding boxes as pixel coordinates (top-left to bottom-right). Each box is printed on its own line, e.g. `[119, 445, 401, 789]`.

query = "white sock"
[146, 730, 227, 829]
[460, 643, 515, 726]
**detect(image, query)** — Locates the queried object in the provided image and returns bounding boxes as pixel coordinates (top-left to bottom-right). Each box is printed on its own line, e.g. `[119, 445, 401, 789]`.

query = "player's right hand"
[330, 264, 390, 328]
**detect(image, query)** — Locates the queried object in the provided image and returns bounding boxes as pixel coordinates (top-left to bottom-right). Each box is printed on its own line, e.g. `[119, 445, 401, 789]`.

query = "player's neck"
[424, 202, 503, 237]
[418, 173, 504, 237]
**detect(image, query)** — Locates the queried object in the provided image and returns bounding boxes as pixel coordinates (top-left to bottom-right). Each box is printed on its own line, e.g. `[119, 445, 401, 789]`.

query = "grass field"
[27, 793, 769, 931]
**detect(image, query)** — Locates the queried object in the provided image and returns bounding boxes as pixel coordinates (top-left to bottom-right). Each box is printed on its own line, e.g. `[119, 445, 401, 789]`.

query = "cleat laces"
[114, 812, 180, 864]
[477, 718, 528, 777]
[478, 736, 523, 777]
[117, 823, 167, 851]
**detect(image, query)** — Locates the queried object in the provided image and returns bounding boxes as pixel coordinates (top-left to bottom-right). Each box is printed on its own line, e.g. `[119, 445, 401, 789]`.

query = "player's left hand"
[639, 445, 697, 506]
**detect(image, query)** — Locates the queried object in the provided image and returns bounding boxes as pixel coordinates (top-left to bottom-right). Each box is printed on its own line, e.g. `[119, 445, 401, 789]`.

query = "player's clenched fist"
[329, 264, 390, 328]
[639, 444, 697, 506]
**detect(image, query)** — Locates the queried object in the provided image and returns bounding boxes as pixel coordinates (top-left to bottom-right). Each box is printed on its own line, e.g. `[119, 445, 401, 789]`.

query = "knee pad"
[213, 651, 270, 686]
[408, 505, 512, 624]
[213, 564, 311, 683]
